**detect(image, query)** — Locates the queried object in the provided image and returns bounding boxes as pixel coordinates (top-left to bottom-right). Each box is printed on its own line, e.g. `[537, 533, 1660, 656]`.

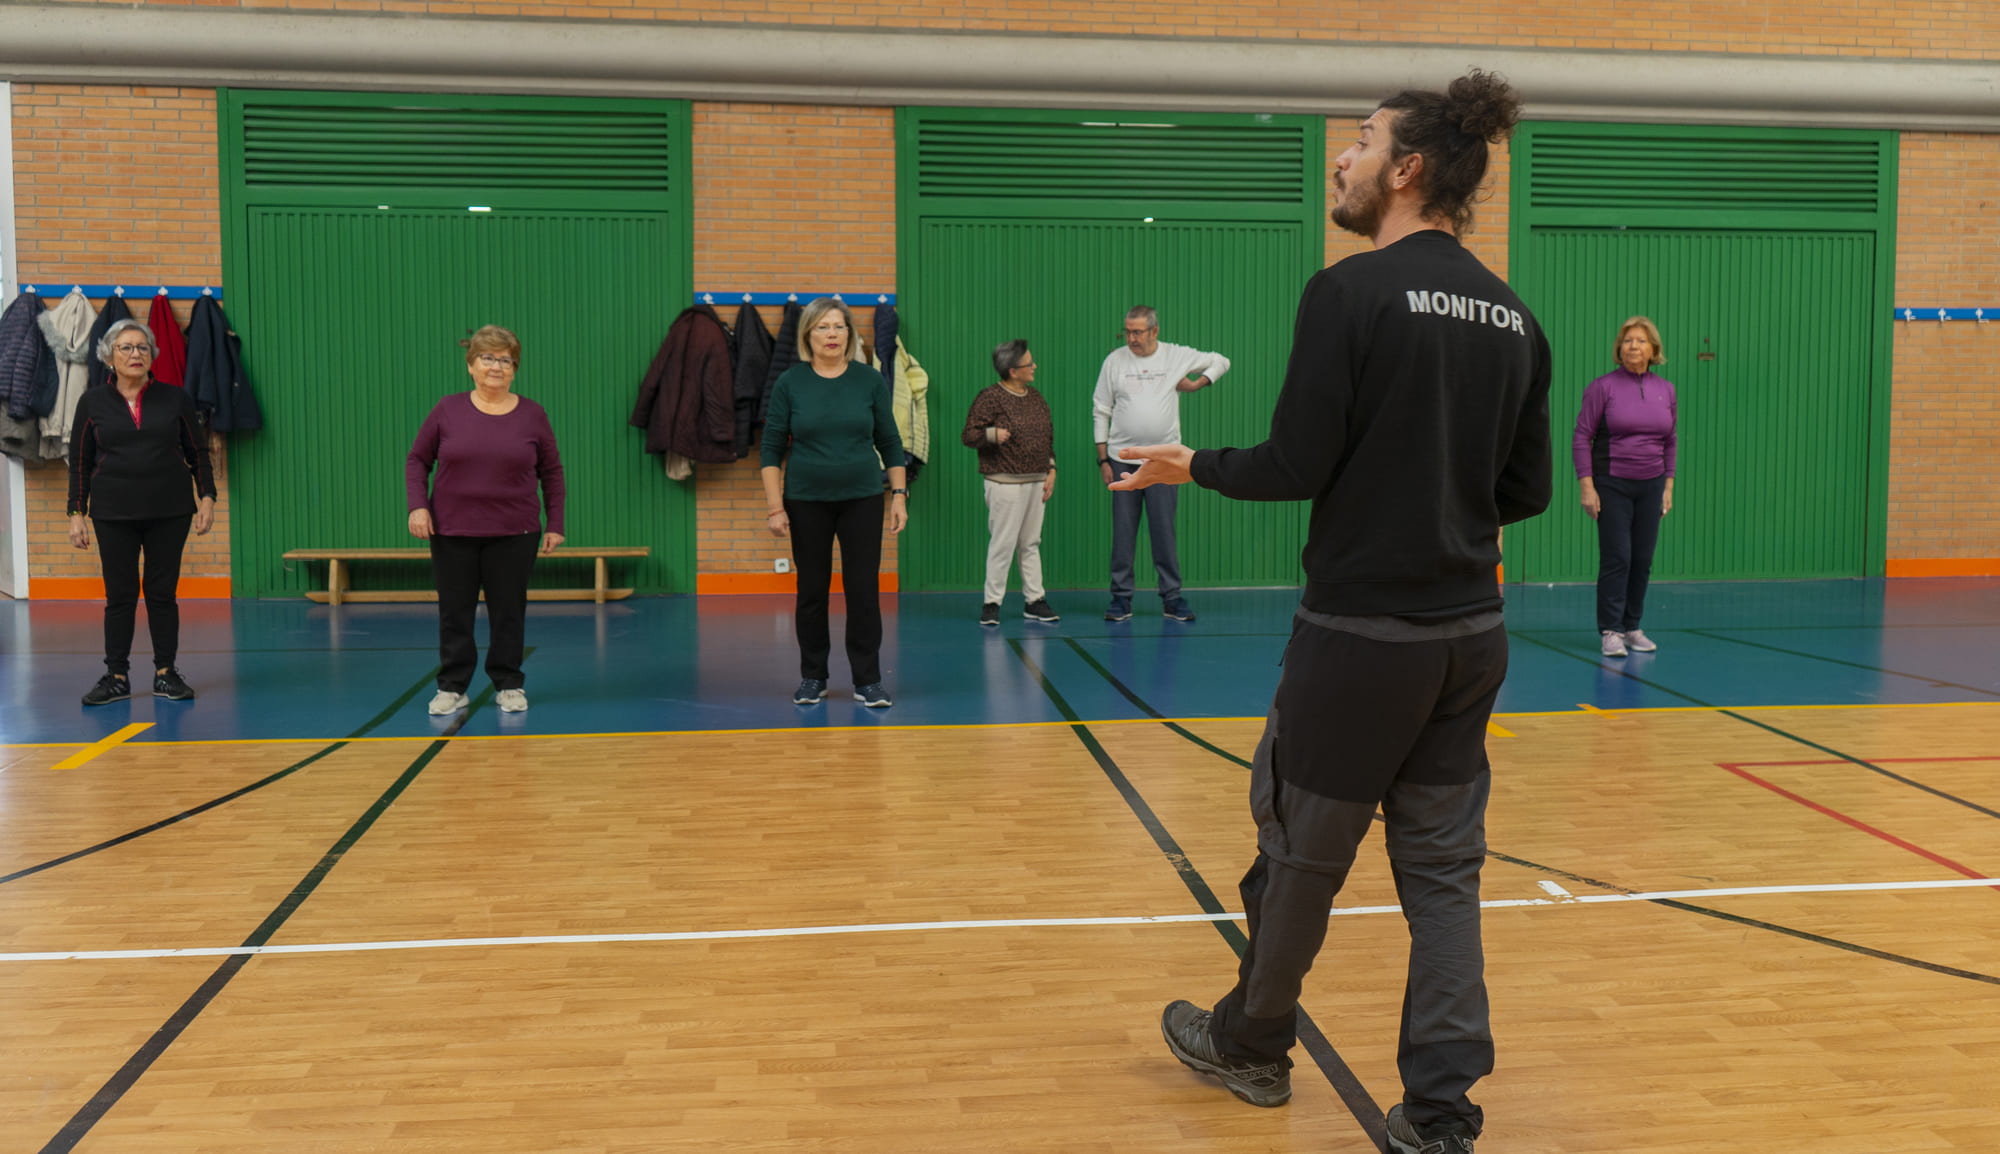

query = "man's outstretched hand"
[1107, 444, 1195, 490]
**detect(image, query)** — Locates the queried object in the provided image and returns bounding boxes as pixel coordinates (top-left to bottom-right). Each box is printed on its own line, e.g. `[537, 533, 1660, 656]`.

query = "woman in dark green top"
[760, 297, 908, 708]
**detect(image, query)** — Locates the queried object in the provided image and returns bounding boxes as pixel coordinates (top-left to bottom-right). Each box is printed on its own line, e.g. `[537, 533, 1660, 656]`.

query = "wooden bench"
[282, 546, 651, 605]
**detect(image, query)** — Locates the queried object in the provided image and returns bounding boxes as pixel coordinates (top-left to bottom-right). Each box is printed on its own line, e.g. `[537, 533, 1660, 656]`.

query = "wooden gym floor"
[2, 579, 1997, 1151]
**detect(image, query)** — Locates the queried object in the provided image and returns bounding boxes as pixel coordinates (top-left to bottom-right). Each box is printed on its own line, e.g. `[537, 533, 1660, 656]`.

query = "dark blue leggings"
[1595, 473, 1667, 633]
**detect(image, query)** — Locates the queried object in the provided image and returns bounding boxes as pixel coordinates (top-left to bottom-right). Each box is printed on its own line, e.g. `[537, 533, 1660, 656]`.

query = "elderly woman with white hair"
[65, 318, 218, 706]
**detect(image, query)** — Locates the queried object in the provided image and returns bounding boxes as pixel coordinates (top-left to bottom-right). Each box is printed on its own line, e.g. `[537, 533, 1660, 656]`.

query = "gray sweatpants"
[1207, 616, 1506, 1136]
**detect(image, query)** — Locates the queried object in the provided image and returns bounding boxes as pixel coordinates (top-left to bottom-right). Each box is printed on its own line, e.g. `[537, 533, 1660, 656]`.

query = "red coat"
[630, 305, 735, 463]
[148, 294, 188, 387]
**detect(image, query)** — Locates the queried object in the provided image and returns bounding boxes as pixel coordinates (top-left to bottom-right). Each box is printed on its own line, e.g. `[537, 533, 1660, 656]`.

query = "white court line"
[4, 875, 1995, 964]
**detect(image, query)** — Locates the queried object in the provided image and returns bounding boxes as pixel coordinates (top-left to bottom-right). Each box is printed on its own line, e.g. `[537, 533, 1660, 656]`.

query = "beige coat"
[37, 289, 98, 461]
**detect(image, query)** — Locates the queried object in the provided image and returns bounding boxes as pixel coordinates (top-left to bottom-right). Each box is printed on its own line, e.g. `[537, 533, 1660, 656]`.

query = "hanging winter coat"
[184, 295, 264, 432]
[730, 302, 774, 460]
[759, 300, 803, 424]
[0, 291, 43, 419]
[148, 294, 188, 387]
[37, 289, 98, 460]
[630, 304, 735, 465]
[85, 296, 134, 394]
[891, 336, 932, 483]
[872, 302, 899, 384]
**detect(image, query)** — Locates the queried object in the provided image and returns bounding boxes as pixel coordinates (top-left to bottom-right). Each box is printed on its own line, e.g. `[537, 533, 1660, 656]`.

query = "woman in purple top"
[406, 326, 565, 715]
[1574, 316, 1676, 658]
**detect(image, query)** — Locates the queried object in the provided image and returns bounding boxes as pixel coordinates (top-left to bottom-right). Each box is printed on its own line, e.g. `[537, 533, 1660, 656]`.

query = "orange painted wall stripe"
[696, 572, 901, 596]
[1884, 558, 2000, 578]
[28, 577, 233, 600]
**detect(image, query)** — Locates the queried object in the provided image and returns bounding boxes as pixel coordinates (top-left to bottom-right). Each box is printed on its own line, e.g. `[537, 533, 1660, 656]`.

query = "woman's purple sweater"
[1573, 368, 1676, 481]
[407, 392, 565, 537]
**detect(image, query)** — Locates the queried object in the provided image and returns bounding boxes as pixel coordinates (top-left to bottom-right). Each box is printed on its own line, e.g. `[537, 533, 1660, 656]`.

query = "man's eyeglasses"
[1123, 328, 1155, 339]
[476, 355, 518, 368]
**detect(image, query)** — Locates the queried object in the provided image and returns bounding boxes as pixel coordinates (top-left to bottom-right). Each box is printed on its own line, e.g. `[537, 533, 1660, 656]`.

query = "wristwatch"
[890, 487, 909, 495]
[1098, 457, 1112, 466]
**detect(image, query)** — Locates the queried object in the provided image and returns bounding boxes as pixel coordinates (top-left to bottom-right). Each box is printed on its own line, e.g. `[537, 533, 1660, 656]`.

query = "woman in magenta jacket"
[1574, 316, 1676, 658]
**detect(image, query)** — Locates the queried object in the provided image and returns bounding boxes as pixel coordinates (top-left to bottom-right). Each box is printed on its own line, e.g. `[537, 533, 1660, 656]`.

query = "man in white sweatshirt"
[1093, 305, 1230, 622]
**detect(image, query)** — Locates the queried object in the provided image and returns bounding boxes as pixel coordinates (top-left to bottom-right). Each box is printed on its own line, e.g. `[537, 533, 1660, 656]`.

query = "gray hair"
[991, 339, 1031, 380]
[96, 318, 159, 367]
[1124, 305, 1158, 330]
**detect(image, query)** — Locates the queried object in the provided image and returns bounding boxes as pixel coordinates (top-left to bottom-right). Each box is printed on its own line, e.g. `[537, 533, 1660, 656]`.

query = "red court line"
[1725, 755, 2000, 768]
[1718, 762, 2000, 891]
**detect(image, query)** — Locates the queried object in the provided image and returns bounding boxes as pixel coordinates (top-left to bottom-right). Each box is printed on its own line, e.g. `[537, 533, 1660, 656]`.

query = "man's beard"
[1331, 164, 1390, 237]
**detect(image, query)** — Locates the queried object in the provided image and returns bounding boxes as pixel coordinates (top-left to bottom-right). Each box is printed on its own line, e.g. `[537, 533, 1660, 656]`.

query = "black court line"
[1007, 639, 1389, 1153]
[1058, 637, 1253, 768]
[37, 684, 494, 1154]
[0, 665, 444, 888]
[1487, 850, 2000, 987]
[1510, 631, 2000, 821]
[1064, 632, 2000, 992]
[1686, 628, 2000, 698]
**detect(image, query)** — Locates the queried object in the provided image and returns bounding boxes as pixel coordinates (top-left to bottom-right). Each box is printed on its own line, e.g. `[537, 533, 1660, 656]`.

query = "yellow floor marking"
[50, 723, 154, 771]
[1486, 722, 1515, 738]
[4, 700, 1997, 751]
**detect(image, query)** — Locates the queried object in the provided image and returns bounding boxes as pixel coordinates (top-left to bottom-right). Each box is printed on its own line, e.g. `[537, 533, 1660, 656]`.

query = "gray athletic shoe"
[428, 690, 470, 715]
[1600, 630, 1628, 657]
[1386, 1103, 1476, 1153]
[1159, 1000, 1291, 1107]
[1624, 629, 1657, 652]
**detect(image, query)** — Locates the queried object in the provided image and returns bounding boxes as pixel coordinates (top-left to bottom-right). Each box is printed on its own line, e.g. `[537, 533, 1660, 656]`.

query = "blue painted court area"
[3, 578, 1997, 746]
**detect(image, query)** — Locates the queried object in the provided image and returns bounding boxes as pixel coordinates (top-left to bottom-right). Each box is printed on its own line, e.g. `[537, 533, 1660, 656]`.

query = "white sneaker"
[1624, 629, 1657, 653]
[1600, 631, 1628, 658]
[428, 690, 470, 715]
[496, 688, 529, 713]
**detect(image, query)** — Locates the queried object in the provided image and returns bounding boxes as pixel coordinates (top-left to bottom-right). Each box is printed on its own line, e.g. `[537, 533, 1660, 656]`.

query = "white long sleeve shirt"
[1091, 340, 1231, 463]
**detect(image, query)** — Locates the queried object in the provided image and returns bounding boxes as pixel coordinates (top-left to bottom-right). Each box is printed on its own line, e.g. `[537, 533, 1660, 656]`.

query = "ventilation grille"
[916, 120, 1309, 203]
[1529, 132, 1884, 215]
[241, 104, 675, 191]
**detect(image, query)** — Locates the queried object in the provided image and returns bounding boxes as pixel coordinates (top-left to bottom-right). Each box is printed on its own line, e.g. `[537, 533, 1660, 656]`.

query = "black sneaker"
[1386, 1104, 1475, 1153]
[1104, 595, 1133, 622]
[1159, 1000, 1291, 1107]
[793, 678, 828, 705]
[1163, 597, 1196, 622]
[1023, 599, 1060, 623]
[153, 668, 196, 701]
[980, 603, 1001, 627]
[82, 673, 131, 707]
[853, 682, 893, 708]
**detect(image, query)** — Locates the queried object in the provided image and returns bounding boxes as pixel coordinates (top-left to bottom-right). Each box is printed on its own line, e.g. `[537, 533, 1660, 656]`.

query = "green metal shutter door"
[897, 111, 1324, 594]
[1505, 122, 1896, 583]
[219, 91, 694, 596]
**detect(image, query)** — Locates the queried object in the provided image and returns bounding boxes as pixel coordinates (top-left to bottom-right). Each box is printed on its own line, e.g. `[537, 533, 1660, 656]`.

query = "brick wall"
[85, 0, 2000, 59]
[9, 85, 230, 589]
[1324, 118, 1512, 275]
[689, 103, 897, 583]
[1887, 133, 2000, 561]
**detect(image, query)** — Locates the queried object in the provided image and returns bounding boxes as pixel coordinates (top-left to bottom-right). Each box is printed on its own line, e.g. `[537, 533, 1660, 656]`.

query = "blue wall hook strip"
[1894, 307, 1997, 321]
[20, 284, 223, 301]
[696, 292, 895, 307]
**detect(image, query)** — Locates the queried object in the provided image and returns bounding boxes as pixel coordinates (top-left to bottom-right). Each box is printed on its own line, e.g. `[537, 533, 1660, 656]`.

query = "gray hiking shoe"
[1159, 1000, 1291, 1107]
[1386, 1103, 1476, 1153]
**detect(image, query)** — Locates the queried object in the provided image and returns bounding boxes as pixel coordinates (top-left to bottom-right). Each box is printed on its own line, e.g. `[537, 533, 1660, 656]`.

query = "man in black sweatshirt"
[1120, 71, 1550, 1154]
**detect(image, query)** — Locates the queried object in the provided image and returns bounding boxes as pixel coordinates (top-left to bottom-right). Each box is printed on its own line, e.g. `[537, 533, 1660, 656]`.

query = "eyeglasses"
[1123, 328, 1156, 339]
[1013, 361, 1037, 371]
[475, 355, 517, 368]
[112, 344, 152, 357]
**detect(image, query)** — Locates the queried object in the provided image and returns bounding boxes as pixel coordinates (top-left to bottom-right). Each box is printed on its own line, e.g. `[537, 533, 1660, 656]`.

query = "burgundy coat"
[630, 304, 735, 463]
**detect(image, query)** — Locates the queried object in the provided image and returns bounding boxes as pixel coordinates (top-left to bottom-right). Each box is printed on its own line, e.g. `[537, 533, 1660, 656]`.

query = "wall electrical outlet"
[774, 558, 792, 574]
